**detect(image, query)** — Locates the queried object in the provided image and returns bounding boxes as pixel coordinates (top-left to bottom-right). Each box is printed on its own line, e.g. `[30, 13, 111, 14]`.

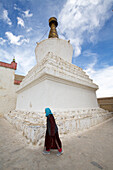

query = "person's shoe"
[56, 150, 63, 156]
[42, 150, 50, 155]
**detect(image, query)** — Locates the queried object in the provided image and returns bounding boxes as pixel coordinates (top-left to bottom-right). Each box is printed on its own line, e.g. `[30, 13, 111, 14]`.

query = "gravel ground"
[0, 116, 113, 170]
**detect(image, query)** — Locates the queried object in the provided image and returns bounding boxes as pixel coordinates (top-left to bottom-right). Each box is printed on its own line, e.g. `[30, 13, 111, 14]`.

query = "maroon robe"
[44, 114, 62, 150]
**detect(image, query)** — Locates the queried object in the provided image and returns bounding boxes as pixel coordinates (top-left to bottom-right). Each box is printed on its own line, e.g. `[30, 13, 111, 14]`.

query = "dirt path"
[0, 117, 113, 170]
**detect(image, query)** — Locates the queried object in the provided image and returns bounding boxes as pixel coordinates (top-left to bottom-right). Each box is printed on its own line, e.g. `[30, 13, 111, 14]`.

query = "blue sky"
[0, 0, 113, 97]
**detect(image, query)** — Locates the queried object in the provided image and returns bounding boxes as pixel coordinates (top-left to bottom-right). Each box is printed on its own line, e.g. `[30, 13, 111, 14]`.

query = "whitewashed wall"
[35, 38, 73, 63]
[0, 67, 18, 115]
[16, 78, 98, 112]
[16, 53, 98, 112]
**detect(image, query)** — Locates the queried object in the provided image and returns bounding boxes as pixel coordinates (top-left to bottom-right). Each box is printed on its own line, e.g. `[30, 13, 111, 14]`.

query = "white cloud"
[14, 4, 21, 11]
[23, 10, 33, 18]
[17, 17, 25, 27]
[26, 27, 33, 32]
[70, 38, 83, 56]
[17, 53, 35, 75]
[85, 64, 113, 98]
[2, 9, 12, 25]
[58, 0, 113, 57]
[5, 32, 29, 45]
[0, 48, 36, 76]
[13, 47, 36, 75]
[14, 5, 33, 18]
[0, 37, 6, 45]
[5, 32, 22, 45]
[0, 49, 12, 62]
[82, 50, 98, 72]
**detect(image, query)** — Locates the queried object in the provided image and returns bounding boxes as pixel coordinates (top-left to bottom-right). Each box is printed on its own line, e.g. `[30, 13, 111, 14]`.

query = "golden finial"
[13, 56, 15, 62]
[48, 17, 58, 38]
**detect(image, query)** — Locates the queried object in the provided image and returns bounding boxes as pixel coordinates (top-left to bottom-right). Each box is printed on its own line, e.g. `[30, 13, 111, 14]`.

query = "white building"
[0, 59, 24, 115]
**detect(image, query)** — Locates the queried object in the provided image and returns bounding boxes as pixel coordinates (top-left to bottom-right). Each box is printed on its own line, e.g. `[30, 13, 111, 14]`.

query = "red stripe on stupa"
[14, 80, 22, 85]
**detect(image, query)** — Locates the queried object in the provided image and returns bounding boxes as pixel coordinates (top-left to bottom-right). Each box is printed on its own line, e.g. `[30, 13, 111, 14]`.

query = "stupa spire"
[48, 17, 59, 38]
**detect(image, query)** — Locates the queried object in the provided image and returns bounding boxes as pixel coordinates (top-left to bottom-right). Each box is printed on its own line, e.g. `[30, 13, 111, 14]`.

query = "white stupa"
[16, 17, 98, 112]
[5, 17, 112, 145]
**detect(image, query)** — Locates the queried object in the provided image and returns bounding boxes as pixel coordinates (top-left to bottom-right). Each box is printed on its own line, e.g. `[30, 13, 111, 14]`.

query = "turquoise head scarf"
[45, 108, 53, 117]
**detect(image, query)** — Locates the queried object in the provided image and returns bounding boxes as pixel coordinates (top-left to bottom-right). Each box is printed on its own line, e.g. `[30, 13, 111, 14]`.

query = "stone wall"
[4, 108, 112, 146]
[98, 97, 113, 112]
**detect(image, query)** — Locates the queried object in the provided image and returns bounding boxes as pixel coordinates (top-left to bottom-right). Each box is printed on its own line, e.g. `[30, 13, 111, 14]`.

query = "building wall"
[97, 97, 113, 112]
[0, 66, 18, 115]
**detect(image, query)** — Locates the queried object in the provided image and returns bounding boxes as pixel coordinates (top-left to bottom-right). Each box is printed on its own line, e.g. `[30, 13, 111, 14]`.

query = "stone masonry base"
[4, 108, 112, 146]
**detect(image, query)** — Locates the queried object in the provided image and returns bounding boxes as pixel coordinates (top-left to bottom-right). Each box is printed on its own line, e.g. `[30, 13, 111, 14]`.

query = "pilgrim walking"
[43, 108, 63, 156]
